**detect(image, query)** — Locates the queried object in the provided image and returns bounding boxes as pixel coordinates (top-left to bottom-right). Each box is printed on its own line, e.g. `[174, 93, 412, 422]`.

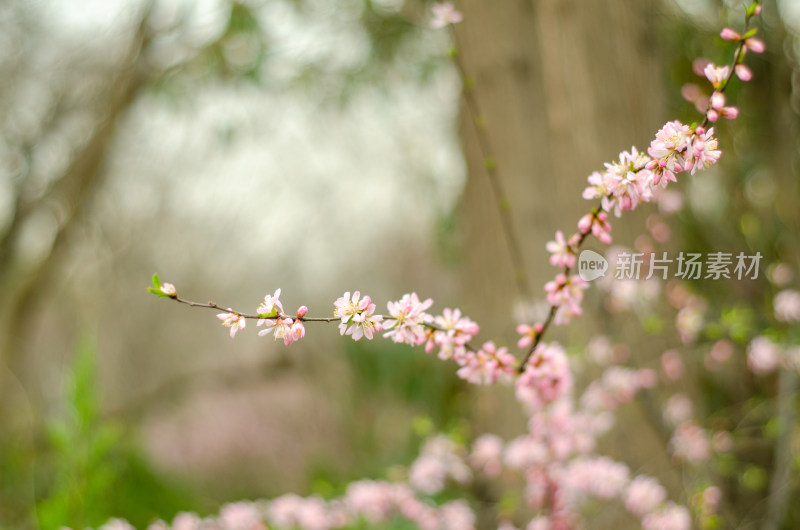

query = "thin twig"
[448, 27, 534, 301]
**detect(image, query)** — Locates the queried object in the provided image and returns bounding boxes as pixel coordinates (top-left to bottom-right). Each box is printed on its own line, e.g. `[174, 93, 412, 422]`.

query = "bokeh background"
[1, 0, 799, 528]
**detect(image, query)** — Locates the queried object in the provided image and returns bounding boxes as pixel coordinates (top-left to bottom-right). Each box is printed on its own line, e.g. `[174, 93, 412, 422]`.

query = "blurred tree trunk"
[455, 0, 665, 339]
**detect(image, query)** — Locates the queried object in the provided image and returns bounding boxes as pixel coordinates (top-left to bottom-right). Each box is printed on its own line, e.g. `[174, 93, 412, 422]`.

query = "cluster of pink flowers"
[516, 342, 573, 409]
[382, 292, 434, 345]
[258, 290, 308, 346]
[334, 291, 384, 340]
[99, 482, 477, 530]
[408, 435, 472, 495]
[424, 307, 480, 361]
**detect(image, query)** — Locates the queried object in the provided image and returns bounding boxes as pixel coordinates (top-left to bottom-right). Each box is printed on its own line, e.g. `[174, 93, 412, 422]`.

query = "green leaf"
[152, 273, 161, 288]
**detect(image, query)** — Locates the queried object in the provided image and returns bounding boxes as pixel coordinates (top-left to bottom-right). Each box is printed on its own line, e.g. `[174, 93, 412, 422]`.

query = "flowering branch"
[513, 2, 764, 373]
[141, 3, 767, 529]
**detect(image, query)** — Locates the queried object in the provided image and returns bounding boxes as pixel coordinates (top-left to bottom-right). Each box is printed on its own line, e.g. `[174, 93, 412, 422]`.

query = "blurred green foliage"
[30, 338, 201, 529]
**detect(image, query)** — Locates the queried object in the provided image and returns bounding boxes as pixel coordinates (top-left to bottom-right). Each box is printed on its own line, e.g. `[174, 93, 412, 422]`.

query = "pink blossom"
[409, 436, 471, 494]
[526, 518, 550, 530]
[591, 212, 612, 243]
[286, 319, 306, 345]
[160, 282, 177, 297]
[545, 274, 586, 314]
[676, 303, 704, 344]
[257, 288, 284, 316]
[344, 481, 395, 523]
[660, 350, 684, 381]
[516, 323, 542, 349]
[408, 455, 447, 495]
[704, 63, 730, 88]
[217, 310, 246, 338]
[258, 316, 294, 343]
[582, 171, 611, 204]
[774, 290, 800, 323]
[516, 342, 572, 408]
[585, 335, 613, 365]
[768, 263, 794, 286]
[564, 456, 630, 499]
[642, 503, 691, 530]
[383, 293, 433, 345]
[735, 63, 752, 81]
[720, 27, 741, 41]
[656, 190, 683, 213]
[546, 230, 576, 269]
[430, 2, 463, 28]
[747, 336, 782, 375]
[681, 83, 709, 113]
[685, 127, 721, 174]
[670, 420, 710, 463]
[705, 339, 734, 370]
[456, 341, 516, 385]
[171, 512, 202, 530]
[334, 291, 383, 340]
[663, 394, 693, 427]
[625, 475, 667, 517]
[267, 494, 331, 530]
[334, 290, 368, 323]
[439, 500, 475, 530]
[745, 37, 765, 53]
[646, 121, 692, 189]
[603, 151, 650, 216]
[427, 308, 479, 361]
[601, 366, 645, 404]
[470, 434, 504, 477]
[218, 502, 267, 530]
[701, 486, 722, 514]
[503, 436, 548, 470]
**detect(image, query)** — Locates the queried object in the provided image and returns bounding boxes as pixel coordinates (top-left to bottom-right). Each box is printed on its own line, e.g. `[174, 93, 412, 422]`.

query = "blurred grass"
[21, 337, 203, 529]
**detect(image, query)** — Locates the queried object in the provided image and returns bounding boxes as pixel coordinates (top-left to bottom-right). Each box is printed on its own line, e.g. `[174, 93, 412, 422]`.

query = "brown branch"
[448, 26, 534, 301]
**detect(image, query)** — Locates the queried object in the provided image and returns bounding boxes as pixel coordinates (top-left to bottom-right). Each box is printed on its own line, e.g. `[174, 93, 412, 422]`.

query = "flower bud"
[745, 38, 765, 53]
[296, 305, 309, 318]
[735, 64, 752, 81]
[578, 214, 593, 234]
[710, 91, 726, 110]
[721, 106, 739, 120]
[720, 27, 741, 41]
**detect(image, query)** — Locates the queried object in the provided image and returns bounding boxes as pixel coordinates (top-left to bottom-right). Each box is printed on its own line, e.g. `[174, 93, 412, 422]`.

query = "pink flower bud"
[695, 125, 706, 135]
[534, 323, 544, 333]
[681, 83, 702, 102]
[710, 91, 725, 110]
[745, 38, 765, 53]
[734, 63, 752, 81]
[160, 282, 177, 296]
[692, 57, 710, 77]
[721, 106, 739, 120]
[754, 5, 762, 15]
[720, 27, 741, 41]
[296, 305, 308, 318]
[578, 214, 593, 234]
[706, 109, 719, 122]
